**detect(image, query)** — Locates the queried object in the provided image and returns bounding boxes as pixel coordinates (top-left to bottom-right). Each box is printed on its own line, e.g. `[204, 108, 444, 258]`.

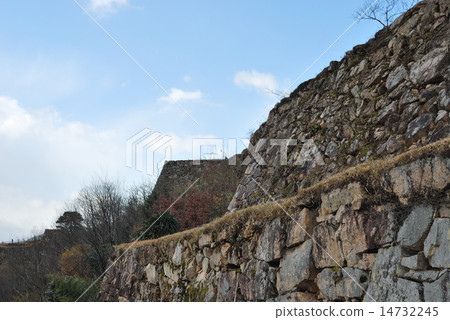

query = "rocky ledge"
[99, 139, 449, 302]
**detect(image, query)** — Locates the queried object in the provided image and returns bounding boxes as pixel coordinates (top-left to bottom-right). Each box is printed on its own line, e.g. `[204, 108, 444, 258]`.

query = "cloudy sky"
[0, 0, 380, 241]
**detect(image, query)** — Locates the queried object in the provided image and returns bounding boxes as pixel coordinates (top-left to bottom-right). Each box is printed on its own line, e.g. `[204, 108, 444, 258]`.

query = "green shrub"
[134, 212, 180, 240]
[44, 275, 98, 302]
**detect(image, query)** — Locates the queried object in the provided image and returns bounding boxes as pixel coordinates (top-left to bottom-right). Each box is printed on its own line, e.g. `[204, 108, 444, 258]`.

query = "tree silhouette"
[55, 211, 84, 249]
[355, 0, 420, 27]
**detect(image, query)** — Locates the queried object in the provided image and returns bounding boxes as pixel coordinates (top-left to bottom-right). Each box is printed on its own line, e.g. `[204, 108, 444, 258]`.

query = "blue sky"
[0, 0, 381, 241]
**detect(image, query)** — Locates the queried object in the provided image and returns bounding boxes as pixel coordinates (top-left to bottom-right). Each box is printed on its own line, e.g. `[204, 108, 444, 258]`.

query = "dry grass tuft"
[119, 137, 449, 249]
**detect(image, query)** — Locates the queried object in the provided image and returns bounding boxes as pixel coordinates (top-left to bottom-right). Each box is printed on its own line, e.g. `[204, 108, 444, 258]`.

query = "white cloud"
[89, 0, 128, 12]
[234, 70, 278, 95]
[0, 96, 121, 241]
[159, 88, 203, 104]
[0, 97, 34, 138]
[0, 185, 63, 241]
[0, 95, 229, 241]
[183, 75, 192, 82]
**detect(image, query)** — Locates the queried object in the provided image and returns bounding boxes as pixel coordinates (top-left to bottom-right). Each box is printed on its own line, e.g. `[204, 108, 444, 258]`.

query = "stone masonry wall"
[153, 159, 242, 197]
[228, 0, 449, 213]
[100, 149, 450, 302]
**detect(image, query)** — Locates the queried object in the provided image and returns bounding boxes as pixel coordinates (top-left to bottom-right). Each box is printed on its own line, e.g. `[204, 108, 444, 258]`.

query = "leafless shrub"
[354, 0, 420, 27]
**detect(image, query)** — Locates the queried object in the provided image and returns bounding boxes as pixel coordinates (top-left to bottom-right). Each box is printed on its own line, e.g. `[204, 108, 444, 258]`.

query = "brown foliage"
[150, 162, 238, 231]
[59, 245, 93, 279]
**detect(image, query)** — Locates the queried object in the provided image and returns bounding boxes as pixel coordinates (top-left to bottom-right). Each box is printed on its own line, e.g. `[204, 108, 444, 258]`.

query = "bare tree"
[74, 178, 126, 274]
[354, 0, 420, 27]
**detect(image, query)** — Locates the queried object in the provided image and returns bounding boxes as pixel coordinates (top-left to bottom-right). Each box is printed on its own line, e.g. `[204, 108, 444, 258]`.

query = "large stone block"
[365, 246, 422, 302]
[172, 241, 183, 266]
[405, 113, 433, 143]
[386, 65, 407, 91]
[385, 157, 450, 204]
[317, 267, 369, 300]
[397, 205, 434, 250]
[239, 259, 278, 301]
[255, 217, 285, 262]
[340, 207, 396, 265]
[320, 182, 365, 216]
[312, 221, 344, 268]
[198, 233, 212, 248]
[276, 240, 315, 294]
[144, 263, 158, 285]
[286, 208, 316, 247]
[424, 271, 450, 302]
[163, 262, 179, 282]
[424, 218, 450, 268]
[410, 47, 447, 86]
[400, 252, 428, 270]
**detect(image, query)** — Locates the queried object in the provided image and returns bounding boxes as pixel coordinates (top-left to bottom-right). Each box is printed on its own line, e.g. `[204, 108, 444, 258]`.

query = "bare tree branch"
[354, 0, 420, 27]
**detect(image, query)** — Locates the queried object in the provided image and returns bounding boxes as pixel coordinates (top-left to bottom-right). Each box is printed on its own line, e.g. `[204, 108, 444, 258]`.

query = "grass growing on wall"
[119, 137, 449, 249]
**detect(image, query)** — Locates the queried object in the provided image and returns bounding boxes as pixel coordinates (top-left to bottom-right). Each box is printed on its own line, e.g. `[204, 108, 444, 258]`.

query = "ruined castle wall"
[228, 0, 449, 212]
[100, 144, 450, 302]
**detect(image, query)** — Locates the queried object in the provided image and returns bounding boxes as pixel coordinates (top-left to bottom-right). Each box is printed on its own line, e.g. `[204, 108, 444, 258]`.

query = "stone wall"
[228, 0, 449, 213]
[99, 1, 450, 302]
[153, 159, 242, 197]
[99, 144, 450, 302]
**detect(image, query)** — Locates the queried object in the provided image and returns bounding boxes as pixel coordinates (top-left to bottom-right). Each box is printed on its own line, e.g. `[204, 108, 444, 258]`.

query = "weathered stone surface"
[405, 113, 433, 143]
[199, 233, 212, 248]
[202, 257, 210, 273]
[386, 157, 450, 204]
[163, 262, 179, 282]
[410, 47, 447, 86]
[397, 205, 434, 250]
[401, 269, 445, 282]
[185, 260, 197, 280]
[340, 207, 396, 265]
[424, 218, 450, 268]
[172, 242, 183, 266]
[317, 267, 369, 300]
[277, 240, 315, 294]
[209, 249, 222, 269]
[365, 246, 422, 302]
[356, 253, 377, 271]
[286, 208, 316, 247]
[431, 157, 450, 190]
[144, 264, 158, 284]
[386, 65, 407, 91]
[325, 141, 338, 158]
[401, 253, 428, 270]
[239, 259, 278, 301]
[217, 271, 239, 301]
[320, 182, 365, 216]
[436, 110, 447, 123]
[255, 217, 285, 262]
[312, 221, 344, 268]
[438, 205, 450, 218]
[424, 272, 450, 302]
